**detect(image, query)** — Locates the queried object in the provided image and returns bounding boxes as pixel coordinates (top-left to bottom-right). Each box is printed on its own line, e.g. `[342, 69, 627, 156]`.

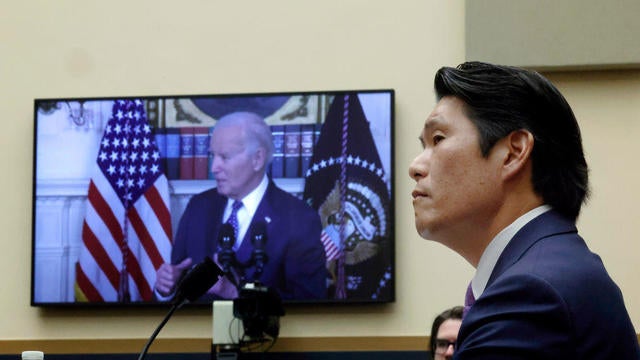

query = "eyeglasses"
[434, 339, 456, 354]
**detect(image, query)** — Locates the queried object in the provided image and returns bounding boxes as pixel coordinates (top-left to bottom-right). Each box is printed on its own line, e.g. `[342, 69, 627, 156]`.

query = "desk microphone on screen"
[217, 223, 236, 276]
[138, 256, 223, 360]
[250, 220, 269, 278]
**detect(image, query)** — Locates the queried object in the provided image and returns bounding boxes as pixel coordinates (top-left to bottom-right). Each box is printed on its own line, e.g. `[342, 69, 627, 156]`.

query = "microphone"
[138, 257, 222, 360]
[173, 256, 224, 304]
[251, 220, 269, 278]
[218, 223, 236, 276]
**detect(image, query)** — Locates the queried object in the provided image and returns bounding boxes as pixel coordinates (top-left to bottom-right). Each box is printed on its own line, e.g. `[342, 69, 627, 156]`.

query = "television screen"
[32, 89, 394, 306]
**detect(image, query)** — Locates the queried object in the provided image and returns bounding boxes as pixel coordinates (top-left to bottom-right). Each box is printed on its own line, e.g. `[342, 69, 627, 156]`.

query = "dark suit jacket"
[172, 180, 327, 301]
[456, 210, 640, 359]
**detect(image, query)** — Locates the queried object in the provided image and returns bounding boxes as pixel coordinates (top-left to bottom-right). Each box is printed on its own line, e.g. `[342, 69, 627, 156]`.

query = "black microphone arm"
[138, 256, 223, 360]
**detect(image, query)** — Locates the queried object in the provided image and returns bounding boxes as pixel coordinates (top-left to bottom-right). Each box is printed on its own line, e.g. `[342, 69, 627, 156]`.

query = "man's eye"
[433, 135, 445, 145]
[211, 153, 228, 161]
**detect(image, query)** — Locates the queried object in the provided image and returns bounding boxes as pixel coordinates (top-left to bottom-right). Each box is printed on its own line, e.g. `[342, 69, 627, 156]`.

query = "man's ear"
[252, 147, 267, 171]
[501, 129, 535, 181]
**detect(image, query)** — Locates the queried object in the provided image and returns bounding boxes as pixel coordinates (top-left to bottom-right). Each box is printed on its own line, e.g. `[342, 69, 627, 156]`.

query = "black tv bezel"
[31, 89, 396, 308]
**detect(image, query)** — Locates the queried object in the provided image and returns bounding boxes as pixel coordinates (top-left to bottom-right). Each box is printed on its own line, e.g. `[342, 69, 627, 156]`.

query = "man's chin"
[414, 218, 426, 234]
[419, 230, 435, 241]
[415, 221, 437, 241]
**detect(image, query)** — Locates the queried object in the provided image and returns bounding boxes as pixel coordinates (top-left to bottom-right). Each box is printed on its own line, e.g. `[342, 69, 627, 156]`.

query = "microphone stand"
[137, 256, 222, 360]
[137, 299, 188, 360]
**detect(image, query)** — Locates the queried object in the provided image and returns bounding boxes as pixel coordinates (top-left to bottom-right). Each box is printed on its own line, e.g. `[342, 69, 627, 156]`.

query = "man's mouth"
[411, 189, 428, 199]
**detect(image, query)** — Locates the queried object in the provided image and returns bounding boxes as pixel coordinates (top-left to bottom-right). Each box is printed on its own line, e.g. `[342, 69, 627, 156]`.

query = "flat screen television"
[32, 89, 394, 307]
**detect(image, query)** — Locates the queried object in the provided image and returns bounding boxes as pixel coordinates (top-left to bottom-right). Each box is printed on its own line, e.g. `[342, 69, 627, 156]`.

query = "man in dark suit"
[409, 62, 640, 358]
[155, 111, 327, 301]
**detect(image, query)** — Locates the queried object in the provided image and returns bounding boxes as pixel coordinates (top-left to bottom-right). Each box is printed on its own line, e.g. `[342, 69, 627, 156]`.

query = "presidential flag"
[303, 93, 392, 301]
[75, 99, 172, 302]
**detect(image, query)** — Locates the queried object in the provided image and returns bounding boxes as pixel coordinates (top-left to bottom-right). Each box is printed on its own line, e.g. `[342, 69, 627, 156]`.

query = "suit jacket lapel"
[208, 195, 227, 253]
[487, 210, 577, 287]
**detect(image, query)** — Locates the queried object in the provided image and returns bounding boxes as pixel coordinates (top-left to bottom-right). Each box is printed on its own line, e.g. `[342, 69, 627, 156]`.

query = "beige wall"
[548, 70, 640, 329]
[1, 0, 637, 344]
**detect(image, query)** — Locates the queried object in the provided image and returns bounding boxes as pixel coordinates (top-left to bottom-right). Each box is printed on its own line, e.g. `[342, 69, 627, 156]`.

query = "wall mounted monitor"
[32, 89, 394, 307]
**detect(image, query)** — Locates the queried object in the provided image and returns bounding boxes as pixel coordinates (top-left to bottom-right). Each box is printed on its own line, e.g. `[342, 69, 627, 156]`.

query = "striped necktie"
[227, 200, 243, 240]
[463, 282, 476, 318]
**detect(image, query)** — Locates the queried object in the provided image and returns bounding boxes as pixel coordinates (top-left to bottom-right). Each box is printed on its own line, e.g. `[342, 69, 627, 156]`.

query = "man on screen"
[154, 111, 327, 302]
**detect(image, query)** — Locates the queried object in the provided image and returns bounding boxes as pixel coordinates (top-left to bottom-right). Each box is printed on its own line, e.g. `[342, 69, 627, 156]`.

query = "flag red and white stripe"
[75, 99, 172, 302]
[321, 229, 340, 261]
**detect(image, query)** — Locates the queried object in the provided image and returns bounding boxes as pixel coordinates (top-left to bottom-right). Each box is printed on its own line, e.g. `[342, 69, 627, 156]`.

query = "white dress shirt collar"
[224, 174, 269, 249]
[471, 205, 552, 299]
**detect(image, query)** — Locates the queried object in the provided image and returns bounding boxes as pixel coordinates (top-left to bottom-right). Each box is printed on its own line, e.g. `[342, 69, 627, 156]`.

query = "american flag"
[75, 99, 172, 302]
[321, 229, 340, 261]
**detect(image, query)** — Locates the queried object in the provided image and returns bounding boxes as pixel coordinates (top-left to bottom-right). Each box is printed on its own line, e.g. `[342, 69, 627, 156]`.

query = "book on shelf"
[179, 127, 195, 180]
[284, 124, 301, 178]
[193, 127, 209, 180]
[208, 126, 216, 180]
[270, 125, 285, 178]
[300, 124, 315, 178]
[165, 127, 181, 180]
[314, 123, 322, 146]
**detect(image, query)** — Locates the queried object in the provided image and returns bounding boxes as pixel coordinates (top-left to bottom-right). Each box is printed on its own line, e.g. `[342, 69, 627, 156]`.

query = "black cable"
[137, 299, 187, 360]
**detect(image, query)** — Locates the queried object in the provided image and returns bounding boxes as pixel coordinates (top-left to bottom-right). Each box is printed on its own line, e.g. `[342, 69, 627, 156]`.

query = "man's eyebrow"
[417, 118, 432, 144]
[423, 116, 444, 132]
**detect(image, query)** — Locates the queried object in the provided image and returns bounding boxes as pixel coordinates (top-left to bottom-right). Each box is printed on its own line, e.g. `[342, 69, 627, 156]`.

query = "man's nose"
[210, 155, 221, 172]
[408, 151, 429, 180]
[444, 343, 455, 355]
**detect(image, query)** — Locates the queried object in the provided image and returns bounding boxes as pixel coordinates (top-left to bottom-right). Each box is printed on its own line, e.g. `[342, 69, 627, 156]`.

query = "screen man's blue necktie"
[227, 200, 243, 240]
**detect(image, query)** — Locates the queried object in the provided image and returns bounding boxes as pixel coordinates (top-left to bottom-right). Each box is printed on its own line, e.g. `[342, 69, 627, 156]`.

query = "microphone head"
[174, 256, 223, 303]
[251, 220, 268, 247]
[219, 223, 236, 249]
